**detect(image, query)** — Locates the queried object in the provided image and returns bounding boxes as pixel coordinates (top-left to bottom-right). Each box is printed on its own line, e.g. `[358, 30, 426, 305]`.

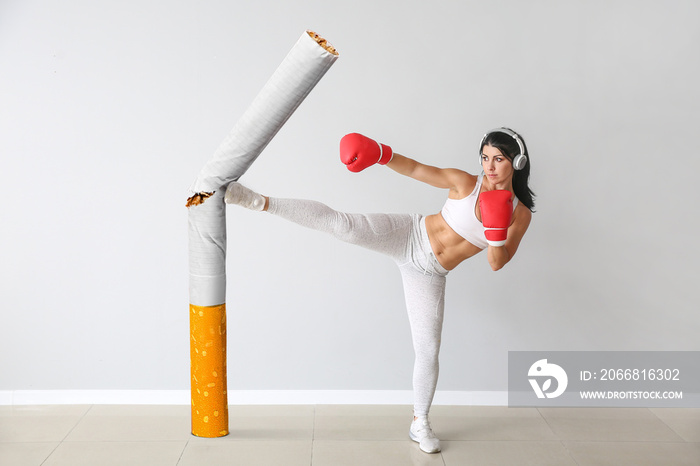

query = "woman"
[225, 127, 535, 454]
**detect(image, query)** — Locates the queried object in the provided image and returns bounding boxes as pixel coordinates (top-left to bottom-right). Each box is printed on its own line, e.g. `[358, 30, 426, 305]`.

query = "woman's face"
[480, 144, 514, 185]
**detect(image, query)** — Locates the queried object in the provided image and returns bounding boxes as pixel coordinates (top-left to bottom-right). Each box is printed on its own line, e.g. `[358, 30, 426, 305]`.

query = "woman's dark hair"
[480, 128, 536, 212]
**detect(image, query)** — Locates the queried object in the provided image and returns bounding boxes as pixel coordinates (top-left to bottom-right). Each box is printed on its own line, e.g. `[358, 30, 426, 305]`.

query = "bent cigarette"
[186, 30, 338, 438]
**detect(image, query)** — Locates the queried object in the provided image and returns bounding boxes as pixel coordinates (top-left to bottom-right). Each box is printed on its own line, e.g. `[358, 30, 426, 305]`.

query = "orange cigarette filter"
[190, 304, 229, 437]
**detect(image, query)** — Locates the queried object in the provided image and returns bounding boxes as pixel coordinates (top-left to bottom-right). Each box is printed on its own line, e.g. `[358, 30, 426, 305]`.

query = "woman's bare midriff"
[425, 213, 483, 270]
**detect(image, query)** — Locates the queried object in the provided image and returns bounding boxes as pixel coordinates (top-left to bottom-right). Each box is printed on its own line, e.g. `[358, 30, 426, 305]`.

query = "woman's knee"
[414, 339, 441, 363]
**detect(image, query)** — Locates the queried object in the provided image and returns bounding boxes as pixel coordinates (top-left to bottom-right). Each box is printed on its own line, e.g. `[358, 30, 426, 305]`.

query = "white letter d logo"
[528, 359, 568, 399]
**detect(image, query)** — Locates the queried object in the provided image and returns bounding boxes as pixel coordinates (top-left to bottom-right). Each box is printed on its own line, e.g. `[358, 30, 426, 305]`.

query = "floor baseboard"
[0, 390, 507, 406]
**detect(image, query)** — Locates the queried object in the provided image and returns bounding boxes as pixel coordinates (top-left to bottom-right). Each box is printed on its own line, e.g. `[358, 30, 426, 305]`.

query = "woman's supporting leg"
[399, 263, 446, 417]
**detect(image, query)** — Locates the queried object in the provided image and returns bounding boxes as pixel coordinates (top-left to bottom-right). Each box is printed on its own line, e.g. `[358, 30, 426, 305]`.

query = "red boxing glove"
[339, 133, 393, 172]
[479, 190, 513, 247]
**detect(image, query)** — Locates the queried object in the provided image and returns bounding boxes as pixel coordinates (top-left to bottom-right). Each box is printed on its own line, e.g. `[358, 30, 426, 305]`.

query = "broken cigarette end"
[186, 192, 215, 208]
[307, 30, 338, 56]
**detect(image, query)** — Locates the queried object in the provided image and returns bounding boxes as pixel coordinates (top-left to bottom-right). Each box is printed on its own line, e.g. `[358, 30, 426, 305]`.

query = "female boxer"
[225, 128, 534, 453]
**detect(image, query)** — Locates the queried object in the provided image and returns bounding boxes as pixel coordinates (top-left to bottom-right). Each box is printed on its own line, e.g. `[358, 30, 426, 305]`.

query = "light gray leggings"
[267, 197, 449, 416]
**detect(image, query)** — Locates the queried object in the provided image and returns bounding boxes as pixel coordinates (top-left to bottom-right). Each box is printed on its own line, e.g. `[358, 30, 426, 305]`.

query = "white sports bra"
[440, 174, 518, 249]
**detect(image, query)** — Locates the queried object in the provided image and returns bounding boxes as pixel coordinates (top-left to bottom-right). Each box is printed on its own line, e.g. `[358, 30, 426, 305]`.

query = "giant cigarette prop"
[186, 31, 338, 438]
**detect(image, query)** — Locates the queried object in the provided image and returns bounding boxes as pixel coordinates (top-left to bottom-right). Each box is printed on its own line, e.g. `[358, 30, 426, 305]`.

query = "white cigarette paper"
[189, 31, 339, 195]
[188, 190, 227, 306]
[188, 31, 338, 307]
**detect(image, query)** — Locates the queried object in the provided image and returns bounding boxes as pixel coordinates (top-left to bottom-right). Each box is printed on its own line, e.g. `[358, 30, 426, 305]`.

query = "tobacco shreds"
[186, 192, 214, 207]
[307, 30, 338, 56]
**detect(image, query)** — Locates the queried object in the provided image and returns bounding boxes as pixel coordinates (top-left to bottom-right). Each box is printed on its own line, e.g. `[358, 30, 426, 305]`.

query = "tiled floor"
[1, 404, 698, 465]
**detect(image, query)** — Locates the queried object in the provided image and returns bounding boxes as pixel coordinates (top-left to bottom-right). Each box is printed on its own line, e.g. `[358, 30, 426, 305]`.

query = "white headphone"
[480, 127, 527, 170]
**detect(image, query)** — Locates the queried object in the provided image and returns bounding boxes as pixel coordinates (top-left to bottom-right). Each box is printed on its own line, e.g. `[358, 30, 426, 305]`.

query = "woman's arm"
[387, 153, 473, 193]
[487, 205, 531, 271]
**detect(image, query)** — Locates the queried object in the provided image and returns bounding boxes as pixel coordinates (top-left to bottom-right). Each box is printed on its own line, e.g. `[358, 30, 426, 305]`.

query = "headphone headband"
[480, 127, 527, 170]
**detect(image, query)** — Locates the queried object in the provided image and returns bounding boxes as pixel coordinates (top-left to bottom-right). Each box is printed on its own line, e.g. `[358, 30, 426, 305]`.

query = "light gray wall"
[1, 0, 698, 393]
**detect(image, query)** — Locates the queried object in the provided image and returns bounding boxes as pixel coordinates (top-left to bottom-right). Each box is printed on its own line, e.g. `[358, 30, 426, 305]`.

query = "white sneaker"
[409, 416, 441, 453]
[224, 182, 265, 211]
